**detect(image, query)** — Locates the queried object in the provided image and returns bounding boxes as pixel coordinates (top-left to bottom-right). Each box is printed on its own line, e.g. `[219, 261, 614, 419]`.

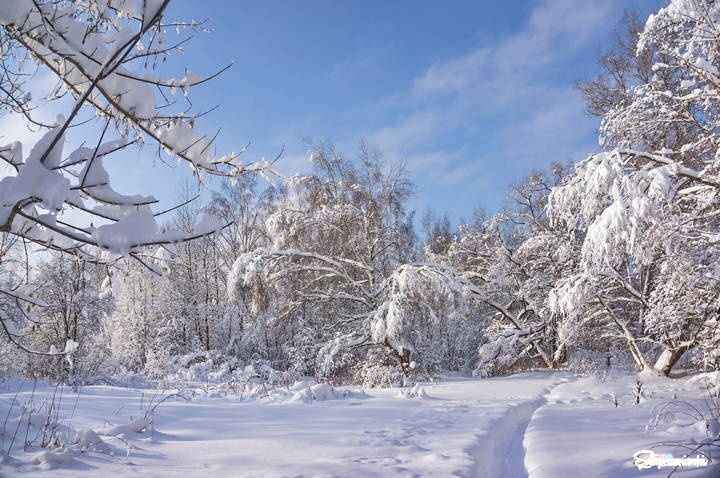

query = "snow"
[0, 156, 70, 223]
[77, 150, 156, 206]
[90, 210, 222, 254]
[0, 0, 32, 27]
[92, 210, 158, 254]
[157, 119, 224, 169]
[72, 428, 111, 454]
[0, 372, 717, 477]
[141, 0, 165, 29]
[525, 374, 719, 477]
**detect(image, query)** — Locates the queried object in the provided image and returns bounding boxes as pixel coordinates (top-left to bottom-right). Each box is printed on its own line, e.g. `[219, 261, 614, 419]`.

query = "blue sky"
[3, 0, 665, 226]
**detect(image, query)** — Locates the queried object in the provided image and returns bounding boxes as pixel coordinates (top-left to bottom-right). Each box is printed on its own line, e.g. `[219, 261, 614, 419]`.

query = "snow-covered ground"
[0, 372, 717, 477]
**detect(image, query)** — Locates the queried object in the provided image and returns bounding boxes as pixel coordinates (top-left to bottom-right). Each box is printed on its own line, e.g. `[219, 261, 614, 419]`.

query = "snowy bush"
[352, 348, 404, 389]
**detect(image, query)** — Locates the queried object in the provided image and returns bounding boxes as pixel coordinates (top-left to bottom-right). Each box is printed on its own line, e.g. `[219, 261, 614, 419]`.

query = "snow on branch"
[0, 0, 280, 265]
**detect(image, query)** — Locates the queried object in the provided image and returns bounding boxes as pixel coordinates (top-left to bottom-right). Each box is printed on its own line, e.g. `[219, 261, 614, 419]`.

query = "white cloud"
[411, 0, 615, 102]
[412, 48, 489, 97]
[368, 111, 443, 153]
[360, 0, 621, 207]
[276, 151, 314, 177]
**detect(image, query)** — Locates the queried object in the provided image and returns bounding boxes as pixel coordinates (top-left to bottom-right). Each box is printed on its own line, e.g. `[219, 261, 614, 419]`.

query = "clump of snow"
[92, 210, 157, 254]
[101, 417, 152, 437]
[31, 448, 80, 471]
[73, 429, 111, 454]
[63, 339, 79, 354]
[0, 156, 70, 224]
[290, 383, 336, 403]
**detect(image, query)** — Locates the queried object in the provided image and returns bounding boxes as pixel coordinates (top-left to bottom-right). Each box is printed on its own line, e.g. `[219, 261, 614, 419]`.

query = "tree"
[425, 167, 574, 376]
[227, 143, 422, 380]
[548, 148, 719, 375]
[553, 0, 720, 375]
[422, 210, 453, 255]
[26, 253, 111, 381]
[577, 12, 653, 119]
[0, 0, 275, 354]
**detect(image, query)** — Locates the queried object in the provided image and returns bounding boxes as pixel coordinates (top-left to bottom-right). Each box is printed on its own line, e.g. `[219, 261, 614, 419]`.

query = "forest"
[1, 2, 719, 477]
[0, 0, 718, 390]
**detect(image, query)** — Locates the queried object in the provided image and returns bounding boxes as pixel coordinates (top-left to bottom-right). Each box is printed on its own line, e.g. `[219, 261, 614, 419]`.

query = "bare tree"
[576, 12, 653, 118]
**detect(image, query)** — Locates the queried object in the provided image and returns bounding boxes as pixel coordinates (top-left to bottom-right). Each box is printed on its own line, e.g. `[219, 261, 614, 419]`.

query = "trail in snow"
[468, 377, 569, 478]
[470, 399, 541, 478]
[0, 372, 718, 477]
[0, 374, 561, 477]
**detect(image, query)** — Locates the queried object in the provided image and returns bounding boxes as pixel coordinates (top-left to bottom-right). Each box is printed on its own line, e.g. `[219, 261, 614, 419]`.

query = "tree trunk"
[653, 345, 691, 377]
[626, 337, 649, 372]
[385, 339, 412, 376]
[398, 349, 412, 376]
[550, 343, 566, 369]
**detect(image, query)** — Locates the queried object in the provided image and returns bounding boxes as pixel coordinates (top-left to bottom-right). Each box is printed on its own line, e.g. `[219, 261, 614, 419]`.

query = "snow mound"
[100, 417, 151, 437]
[256, 380, 366, 404]
[686, 371, 720, 396]
[73, 429, 112, 454]
[31, 448, 79, 470]
[291, 379, 316, 391]
[290, 383, 335, 403]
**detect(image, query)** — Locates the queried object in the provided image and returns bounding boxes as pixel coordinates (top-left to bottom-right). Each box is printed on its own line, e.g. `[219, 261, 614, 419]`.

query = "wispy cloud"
[411, 1, 613, 101]
[356, 0, 621, 213]
[412, 48, 489, 97]
[369, 111, 443, 153]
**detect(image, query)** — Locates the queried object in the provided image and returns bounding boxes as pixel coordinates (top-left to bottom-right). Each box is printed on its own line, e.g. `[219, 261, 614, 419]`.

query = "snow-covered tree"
[21, 253, 112, 381]
[1, 0, 717, 386]
[548, 149, 719, 375]
[0, 0, 276, 353]
[427, 167, 574, 376]
[548, 0, 720, 376]
[227, 143, 423, 380]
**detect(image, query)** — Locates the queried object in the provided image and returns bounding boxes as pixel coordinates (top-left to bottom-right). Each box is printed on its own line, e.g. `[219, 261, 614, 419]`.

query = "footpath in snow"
[0, 372, 717, 477]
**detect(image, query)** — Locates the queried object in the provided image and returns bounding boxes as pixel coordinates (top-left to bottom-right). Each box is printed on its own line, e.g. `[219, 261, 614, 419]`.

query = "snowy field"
[0, 372, 717, 477]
